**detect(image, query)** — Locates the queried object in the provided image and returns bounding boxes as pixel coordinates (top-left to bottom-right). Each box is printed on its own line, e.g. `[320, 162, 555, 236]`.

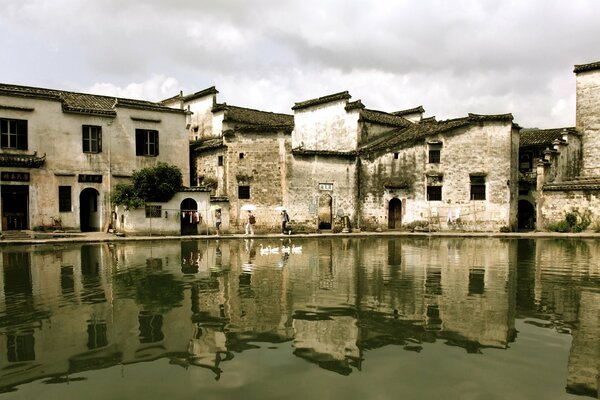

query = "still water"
[0, 237, 598, 399]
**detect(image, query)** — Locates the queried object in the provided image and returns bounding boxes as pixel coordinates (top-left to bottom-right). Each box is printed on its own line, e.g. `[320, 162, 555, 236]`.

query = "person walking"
[281, 210, 290, 234]
[214, 209, 222, 235]
[245, 210, 255, 235]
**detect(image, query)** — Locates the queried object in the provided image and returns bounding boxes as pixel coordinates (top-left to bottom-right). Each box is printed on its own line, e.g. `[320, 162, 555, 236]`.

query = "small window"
[394, 152, 399, 159]
[82, 125, 102, 153]
[519, 153, 532, 172]
[136, 129, 159, 156]
[145, 205, 162, 218]
[87, 321, 108, 350]
[58, 186, 72, 212]
[238, 185, 250, 199]
[218, 155, 224, 166]
[427, 186, 442, 201]
[470, 175, 486, 200]
[0, 118, 28, 150]
[428, 143, 442, 164]
[239, 153, 245, 159]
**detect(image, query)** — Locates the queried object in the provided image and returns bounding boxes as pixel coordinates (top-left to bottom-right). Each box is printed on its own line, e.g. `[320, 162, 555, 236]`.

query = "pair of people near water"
[216, 209, 290, 235]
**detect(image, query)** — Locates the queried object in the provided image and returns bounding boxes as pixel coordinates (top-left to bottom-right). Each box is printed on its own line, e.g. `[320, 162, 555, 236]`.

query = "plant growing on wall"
[111, 162, 183, 209]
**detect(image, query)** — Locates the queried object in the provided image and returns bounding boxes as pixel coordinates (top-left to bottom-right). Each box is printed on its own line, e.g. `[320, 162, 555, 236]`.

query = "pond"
[0, 237, 599, 399]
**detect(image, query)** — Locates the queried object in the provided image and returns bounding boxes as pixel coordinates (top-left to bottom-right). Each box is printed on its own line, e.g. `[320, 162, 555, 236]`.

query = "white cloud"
[87, 75, 180, 101]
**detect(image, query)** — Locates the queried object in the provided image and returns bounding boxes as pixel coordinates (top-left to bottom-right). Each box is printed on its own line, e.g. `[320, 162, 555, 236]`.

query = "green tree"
[111, 162, 183, 208]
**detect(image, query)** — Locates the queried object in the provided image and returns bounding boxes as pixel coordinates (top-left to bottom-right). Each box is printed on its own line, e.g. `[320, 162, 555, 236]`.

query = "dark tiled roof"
[0, 83, 184, 116]
[392, 106, 425, 116]
[292, 91, 351, 111]
[345, 100, 365, 111]
[467, 113, 513, 121]
[191, 137, 224, 152]
[574, 61, 600, 73]
[182, 86, 219, 102]
[292, 148, 357, 158]
[544, 176, 600, 191]
[359, 108, 412, 128]
[360, 118, 470, 155]
[0, 152, 45, 168]
[520, 127, 577, 147]
[214, 104, 293, 127]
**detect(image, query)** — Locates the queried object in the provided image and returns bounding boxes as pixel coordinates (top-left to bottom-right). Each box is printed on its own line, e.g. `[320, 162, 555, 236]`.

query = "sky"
[2, 0, 600, 128]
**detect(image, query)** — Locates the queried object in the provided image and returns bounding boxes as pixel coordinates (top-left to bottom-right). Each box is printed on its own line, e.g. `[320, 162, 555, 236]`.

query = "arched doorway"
[180, 198, 198, 235]
[388, 198, 402, 229]
[518, 200, 536, 231]
[80, 188, 100, 232]
[318, 194, 332, 230]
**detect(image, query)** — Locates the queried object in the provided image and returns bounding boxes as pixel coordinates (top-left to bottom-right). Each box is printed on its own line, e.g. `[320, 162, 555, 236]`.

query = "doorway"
[318, 194, 332, 230]
[1, 185, 29, 230]
[80, 188, 100, 232]
[388, 198, 402, 229]
[517, 200, 535, 231]
[180, 198, 198, 235]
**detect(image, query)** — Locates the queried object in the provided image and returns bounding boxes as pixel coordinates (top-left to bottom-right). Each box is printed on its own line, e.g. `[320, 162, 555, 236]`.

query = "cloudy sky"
[2, 0, 600, 128]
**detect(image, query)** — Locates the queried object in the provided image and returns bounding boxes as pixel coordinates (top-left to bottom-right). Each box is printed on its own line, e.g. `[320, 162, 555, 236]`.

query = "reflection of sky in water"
[0, 237, 598, 399]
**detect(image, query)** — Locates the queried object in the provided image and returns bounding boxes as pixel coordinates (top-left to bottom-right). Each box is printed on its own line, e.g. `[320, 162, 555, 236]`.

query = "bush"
[547, 210, 592, 233]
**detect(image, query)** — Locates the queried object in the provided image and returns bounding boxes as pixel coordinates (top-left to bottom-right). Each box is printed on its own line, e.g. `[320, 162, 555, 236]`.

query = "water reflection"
[0, 238, 598, 398]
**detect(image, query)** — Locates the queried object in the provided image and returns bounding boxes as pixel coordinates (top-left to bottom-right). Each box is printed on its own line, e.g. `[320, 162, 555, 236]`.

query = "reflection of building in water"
[567, 290, 600, 398]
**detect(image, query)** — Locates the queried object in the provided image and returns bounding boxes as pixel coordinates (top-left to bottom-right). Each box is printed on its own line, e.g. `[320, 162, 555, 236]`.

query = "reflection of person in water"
[242, 239, 255, 273]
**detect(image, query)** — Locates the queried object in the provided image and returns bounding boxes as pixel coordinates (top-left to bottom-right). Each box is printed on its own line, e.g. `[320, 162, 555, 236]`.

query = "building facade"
[0, 84, 189, 233]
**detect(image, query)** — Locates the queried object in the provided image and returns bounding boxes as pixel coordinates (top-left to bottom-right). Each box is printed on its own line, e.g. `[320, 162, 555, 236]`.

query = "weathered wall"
[292, 100, 359, 152]
[286, 154, 357, 230]
[223, 130, 290, 231]
[115, 191, 211, 235]
[538, 188, 600, 227]
[576, 68, 600, 176]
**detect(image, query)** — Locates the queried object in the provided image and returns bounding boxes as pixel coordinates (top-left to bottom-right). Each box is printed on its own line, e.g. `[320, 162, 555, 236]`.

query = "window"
[239, 152, 245, 159]
[238, 185, 250, 199]
[426, 174, 443, 201]
[58, 186, 72, 212]
[0, 118, 28, 150]
[7, 333, 35, 362]
[218, 155, 224, 166]
[135, 129, 159, 156]
[519, 153, 532, 171]
[145, 205, 162, 218]
[139, 312, 164, 343]
[427, 186, 442, 201]
[394, 152, 399, 159]
[470, 175, 486, 200]
[428, 143, 442, 164]
[82, 125, 102, 153]
[87, 321, 108, 350]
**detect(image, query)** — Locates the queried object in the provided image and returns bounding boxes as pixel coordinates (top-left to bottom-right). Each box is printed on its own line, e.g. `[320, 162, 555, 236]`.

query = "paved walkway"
[1, 229, 600, 245]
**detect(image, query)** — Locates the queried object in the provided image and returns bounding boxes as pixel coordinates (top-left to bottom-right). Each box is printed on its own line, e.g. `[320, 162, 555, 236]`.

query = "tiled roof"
[0, 83, 184, 116]
[0, 152, 46, 168]
[359, 108, 412, 128]
[345, 100, 365, 111]
[292, 91, 351, 111]
[214, 104, 293, 127]
[292, 148, 357, 158]
[573, 61, 600, 73]
[392, 106, 425, 116]
[191, 137, 224, 152]
[520, 127, 577, 147]
[544, 176, 600, 191]
[360, 113, 513, 156]
[182, 86, 219, 102]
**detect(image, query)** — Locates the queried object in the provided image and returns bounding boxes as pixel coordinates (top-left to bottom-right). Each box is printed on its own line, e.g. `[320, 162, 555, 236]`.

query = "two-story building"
[0, 83, 190, 233]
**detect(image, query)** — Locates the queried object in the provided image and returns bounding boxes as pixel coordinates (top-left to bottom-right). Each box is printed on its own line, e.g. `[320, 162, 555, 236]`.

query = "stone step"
[1, 230, 32, 240]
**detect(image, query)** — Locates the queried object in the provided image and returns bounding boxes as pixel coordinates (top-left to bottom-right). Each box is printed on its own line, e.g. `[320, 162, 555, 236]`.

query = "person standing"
[281, 210, 290, 234]
[214, 209, 222, 235]
[245, 210, 255, 235]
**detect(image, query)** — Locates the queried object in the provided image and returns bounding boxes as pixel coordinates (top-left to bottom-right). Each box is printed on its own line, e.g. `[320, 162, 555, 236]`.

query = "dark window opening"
[428, 143, 442, 164]
[470, 176, 486, 200]
[7, 333, 35, 362]
[145, 205, 162, 218]
[0, 118, 28, 150]
[427, 186, 442, 201]
[468, 268, 485, 295]
[82, 125, 102, 153]
[87, 321, 108, 350]
[218, 155, 224, 166]
[238, 185, 250, 199]
[519, 153, 532, 172]
[59, 186, 72, 212]
[239, 153, 245, 159]
[135, 129, 159, 156]
[394, 152, 399, 159]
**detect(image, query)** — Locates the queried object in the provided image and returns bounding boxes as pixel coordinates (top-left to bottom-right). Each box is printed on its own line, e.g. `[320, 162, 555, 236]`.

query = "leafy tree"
[111, 162, 183, 208]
